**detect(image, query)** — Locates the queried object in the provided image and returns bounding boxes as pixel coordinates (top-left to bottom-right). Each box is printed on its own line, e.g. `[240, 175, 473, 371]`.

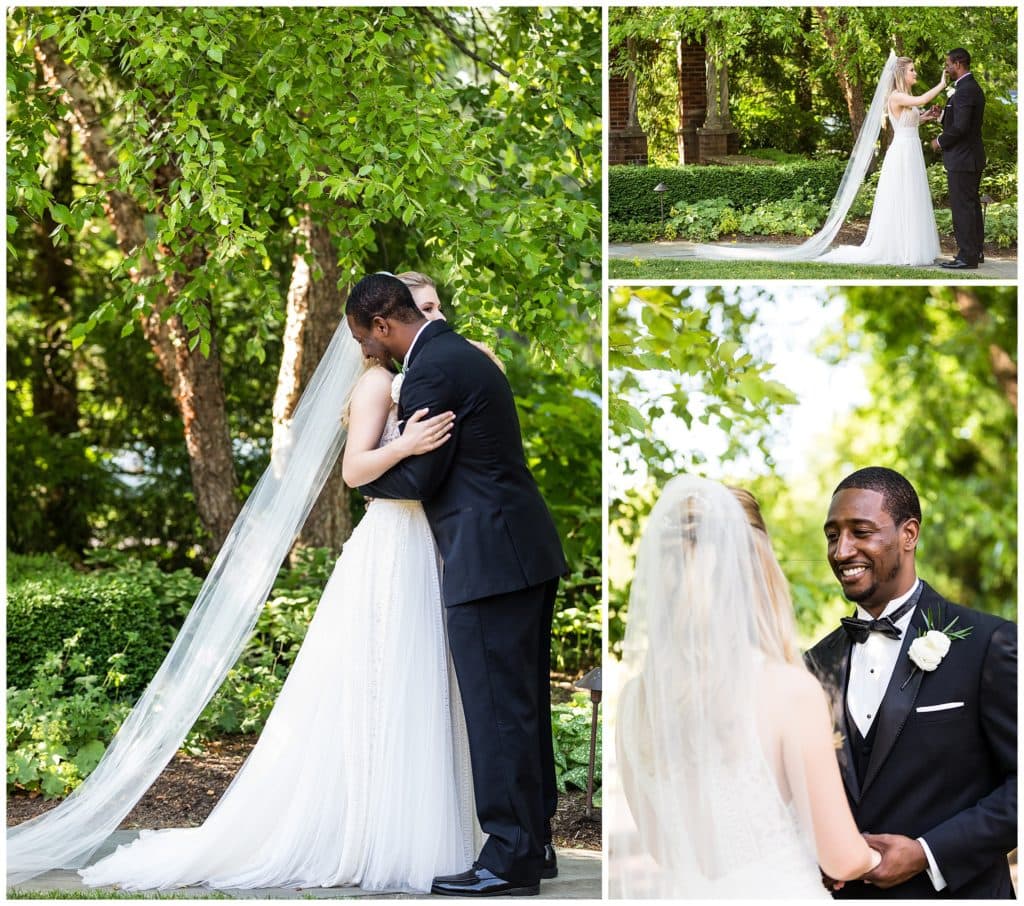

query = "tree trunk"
[817, 9, 867, 141]
[954, 289, 1018, 411]
[273, 213, 353, 553]
[35, 38, 241, 552]
[31, 116, 90, 550]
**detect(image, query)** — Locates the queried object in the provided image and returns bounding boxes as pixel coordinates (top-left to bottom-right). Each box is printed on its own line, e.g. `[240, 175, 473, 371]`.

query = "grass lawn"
[608, 259, 993, 281]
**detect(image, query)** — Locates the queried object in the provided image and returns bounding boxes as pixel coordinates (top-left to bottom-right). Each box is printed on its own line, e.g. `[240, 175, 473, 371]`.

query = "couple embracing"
[11, 274, 567, 897]
[613, 468, 1016, 898]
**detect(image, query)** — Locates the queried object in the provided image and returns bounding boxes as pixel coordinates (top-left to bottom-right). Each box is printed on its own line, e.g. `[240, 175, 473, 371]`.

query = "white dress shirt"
[847, 579, 919, 738]
[402, 321, 432, 371]
[845, 577, 946, 891]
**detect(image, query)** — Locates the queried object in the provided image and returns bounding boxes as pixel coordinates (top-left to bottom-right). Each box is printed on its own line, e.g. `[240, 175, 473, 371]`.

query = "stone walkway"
[609, 241, 1018, 278]
[10, 832, 601, 899]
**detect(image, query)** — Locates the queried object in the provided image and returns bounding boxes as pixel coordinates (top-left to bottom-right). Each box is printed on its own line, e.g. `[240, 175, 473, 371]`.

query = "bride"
[9, 295, 480, 893]
[695, 52, 946, 266]
[821, 57, 944, 265]
[609, 477, 881, 898]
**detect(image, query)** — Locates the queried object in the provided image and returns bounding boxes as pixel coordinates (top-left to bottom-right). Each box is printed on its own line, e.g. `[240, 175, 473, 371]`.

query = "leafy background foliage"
[609, 286, 1016, 656]
[610, 6, 1017, 166]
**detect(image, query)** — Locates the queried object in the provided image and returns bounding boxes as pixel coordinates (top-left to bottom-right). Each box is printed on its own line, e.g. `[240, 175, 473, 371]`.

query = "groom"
[806, 467, 1016, 898]
[346, 274, 567, 897]
[931, 48, 986, 269]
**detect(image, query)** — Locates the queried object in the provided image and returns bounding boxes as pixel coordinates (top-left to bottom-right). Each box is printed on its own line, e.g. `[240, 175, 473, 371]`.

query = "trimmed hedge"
[7, 554, 201, 696]
[610, 159, 846, 223]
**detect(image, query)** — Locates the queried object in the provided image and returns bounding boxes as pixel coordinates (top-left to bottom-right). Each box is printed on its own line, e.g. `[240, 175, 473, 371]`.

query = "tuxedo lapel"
[814, 630, 860, 802]
[861, 585, 938, 797]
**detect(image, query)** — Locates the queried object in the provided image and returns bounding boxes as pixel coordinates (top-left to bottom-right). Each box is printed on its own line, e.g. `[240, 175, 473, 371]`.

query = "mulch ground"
[8, 683, 602, 852]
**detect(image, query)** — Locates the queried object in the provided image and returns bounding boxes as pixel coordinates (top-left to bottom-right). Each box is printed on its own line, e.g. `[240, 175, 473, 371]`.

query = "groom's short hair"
[833, 467, 922, 527]
[947, 48, 971, 69]
[346, 273, 424, 328]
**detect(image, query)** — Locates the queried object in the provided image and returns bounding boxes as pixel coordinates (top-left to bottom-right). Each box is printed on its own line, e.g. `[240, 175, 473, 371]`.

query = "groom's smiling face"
[824, 488, 919, 613]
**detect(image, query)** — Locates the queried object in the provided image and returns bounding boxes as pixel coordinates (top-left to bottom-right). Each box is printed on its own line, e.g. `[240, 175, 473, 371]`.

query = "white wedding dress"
[820, 105, 941, 265]
[80, 409, 478, 894]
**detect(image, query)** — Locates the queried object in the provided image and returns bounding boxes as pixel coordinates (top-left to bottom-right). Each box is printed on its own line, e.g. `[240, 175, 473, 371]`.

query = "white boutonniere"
[900, 610, 972, 689]
[945, 86, 956, 98]
[390, 372, 404, 405]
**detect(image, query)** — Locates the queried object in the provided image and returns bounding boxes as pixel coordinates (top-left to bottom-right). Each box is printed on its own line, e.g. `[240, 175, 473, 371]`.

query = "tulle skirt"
[820, 129, 941, 266]
[80, 500, 477, 893]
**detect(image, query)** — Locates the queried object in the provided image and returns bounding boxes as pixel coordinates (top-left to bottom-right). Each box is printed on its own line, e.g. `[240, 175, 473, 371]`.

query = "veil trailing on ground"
[7, 318, 367, 884]
[693, 51, 898, 262]
[608, 476, 819, 898]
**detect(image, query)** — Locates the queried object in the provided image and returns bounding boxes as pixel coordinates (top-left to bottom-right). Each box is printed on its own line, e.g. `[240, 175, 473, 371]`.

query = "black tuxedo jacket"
[937, 73, 986, 172]
[359, 321, 567, 606]
[806, 583, 1016, 899]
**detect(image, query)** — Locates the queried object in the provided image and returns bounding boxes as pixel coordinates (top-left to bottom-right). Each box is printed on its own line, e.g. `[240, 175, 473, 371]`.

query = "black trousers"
[445, 578, 559, 884]
[947, 168, 985, 263]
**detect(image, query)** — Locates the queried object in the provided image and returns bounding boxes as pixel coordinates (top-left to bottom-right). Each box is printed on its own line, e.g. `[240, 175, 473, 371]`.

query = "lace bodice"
[379, 406, 401, 447]
[888, 104, 921, 132]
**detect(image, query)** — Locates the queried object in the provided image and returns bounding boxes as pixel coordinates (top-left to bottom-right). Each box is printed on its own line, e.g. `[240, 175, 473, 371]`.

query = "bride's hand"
[938, 70, 948, 90]
[398, 408, 455, 456]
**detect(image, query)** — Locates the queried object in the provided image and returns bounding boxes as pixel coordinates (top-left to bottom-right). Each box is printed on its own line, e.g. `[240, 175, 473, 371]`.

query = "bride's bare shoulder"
[761, 660, 828, 705]
[352, 365, 395, 399]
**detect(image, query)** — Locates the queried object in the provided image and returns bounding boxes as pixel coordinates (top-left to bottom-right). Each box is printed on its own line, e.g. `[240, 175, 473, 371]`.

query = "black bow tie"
[840, 598, 917, 645]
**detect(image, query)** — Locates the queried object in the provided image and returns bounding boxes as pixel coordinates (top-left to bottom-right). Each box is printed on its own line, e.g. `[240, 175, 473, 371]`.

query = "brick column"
[609, 43, 648, 166]
[675, 40, 707, 164]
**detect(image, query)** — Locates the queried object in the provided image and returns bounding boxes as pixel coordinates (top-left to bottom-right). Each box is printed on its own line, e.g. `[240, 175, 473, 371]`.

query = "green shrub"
[7, 554, 200, 696]
[551, 692, 602, 807]
[7, 632, 133, 798]
[609, 220, 664, 243]
[981, 162, 1018, 203]
[664, 197, 739, 242]
[609, 159, 846, 223]
[933, 203, 1017, 248]
[550, 554, 601, 676]
[983, 203, 1018, 247]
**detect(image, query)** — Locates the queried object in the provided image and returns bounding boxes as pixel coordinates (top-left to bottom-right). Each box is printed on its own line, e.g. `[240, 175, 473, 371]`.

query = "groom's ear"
[371, 315, 390, 335]
[899, 517, 920, 551]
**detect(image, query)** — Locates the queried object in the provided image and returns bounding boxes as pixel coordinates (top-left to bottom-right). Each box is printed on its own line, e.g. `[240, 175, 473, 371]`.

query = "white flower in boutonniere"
[908, 630, 950, 671]
[946, 86, 956, 98]
[390, 372, 404, 405]
[900, 610, 972, 689]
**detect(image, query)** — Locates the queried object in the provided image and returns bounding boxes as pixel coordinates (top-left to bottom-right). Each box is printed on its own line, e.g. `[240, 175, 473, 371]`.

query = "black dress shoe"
[541, 844, 558, 879]
[940, 258, 977, 270]
[431, 865, 540, 897]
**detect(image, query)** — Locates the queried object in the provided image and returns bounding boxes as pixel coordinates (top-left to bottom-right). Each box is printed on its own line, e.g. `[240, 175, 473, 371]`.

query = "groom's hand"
[861, 834, 927, 888]
[819, 870, 844, 892]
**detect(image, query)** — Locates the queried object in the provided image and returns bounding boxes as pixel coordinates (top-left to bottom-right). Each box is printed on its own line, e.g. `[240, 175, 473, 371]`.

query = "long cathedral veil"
[692, 52, 898, 262]
[608, 476, 819, 897]
[7, 318, 367, 884]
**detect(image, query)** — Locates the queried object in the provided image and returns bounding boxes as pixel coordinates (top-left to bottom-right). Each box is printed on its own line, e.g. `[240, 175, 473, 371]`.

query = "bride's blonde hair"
[727, 487, 802, 665]
[891, 56, 915, 96]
